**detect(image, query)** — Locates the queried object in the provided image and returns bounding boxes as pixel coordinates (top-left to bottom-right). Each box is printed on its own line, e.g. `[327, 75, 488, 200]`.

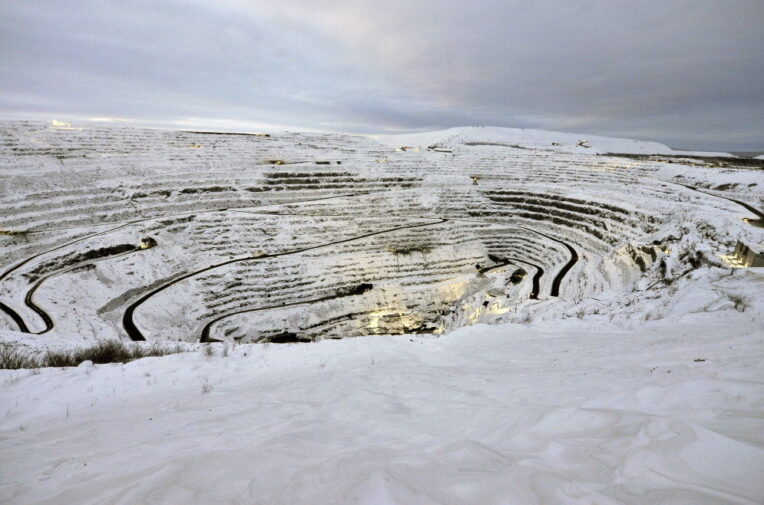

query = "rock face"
[1, 121, 762, 343]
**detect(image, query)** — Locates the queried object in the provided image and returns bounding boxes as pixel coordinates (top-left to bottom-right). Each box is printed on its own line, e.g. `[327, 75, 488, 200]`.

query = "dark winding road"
[4, 194, 585, 338]
[235, 211, 571, 300]
[0, 194, 358, 333]
[503, 257, 544, 299]
[0, 221, 138, 332]
[674, 182, 763, 225]
[519, 226, 578, 297]
[23, 248, 142, 334]
[200, 291, 366, 342]
[123, 219, 449, 341]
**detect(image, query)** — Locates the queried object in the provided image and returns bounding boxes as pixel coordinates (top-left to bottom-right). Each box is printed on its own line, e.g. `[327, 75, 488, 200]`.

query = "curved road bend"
[519, 226, 578, 297]
[0, 301, 29, 332]
[377, 214, 576, 297]
[0, 221, 138, 332]
[0, 194, 360, 332]
[23, 284, 53, 335]
[245, 212, 577, 299]
[23, 248, 143, 335]
[201, 290, 369, 342]
[504, 257, 544, 299]
[673, 182, 764, 222]
[478, 258, 514, 275]
[123, 219, 449, 341]
[237, 211, 558, 300]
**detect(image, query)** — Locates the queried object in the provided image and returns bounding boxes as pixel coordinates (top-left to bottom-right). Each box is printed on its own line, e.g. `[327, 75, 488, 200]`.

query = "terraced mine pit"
[1, 122, 762, 344]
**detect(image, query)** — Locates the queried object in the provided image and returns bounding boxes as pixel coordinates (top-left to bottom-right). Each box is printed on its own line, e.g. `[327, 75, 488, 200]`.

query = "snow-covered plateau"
[1, 121, 763, 504]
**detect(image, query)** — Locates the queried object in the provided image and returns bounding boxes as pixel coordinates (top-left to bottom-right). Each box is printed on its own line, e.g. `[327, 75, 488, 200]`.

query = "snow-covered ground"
[2, 293, 763, 504]
[2, 121, 761, 346]
[375, 126, 734, 157]
[1, 121, 763, 504]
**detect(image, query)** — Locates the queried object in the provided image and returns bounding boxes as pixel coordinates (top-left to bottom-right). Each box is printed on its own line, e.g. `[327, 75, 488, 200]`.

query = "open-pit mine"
[1, 122, 762, 345]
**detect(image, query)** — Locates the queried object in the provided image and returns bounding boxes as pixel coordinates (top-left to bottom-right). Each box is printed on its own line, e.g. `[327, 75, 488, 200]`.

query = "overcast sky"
[1, 0, 762, 150]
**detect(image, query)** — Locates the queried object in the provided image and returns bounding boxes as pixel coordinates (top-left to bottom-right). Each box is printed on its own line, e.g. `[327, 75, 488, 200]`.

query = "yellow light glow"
[50, 120, 79, 130]
[718, 253, 746, 268]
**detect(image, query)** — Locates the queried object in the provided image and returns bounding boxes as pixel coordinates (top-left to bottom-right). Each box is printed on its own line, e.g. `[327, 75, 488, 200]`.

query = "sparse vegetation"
[0, 340, 185, 370]
[726, 292, 749, 312]
[517, 312, 533, 325]
[200, 376, 212, 394]
[387, 244, 433, 256]
[0, 348, 38, 369]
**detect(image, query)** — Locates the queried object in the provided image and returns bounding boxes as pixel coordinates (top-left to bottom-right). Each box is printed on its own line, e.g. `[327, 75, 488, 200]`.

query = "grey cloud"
[1, 0, 762, 150]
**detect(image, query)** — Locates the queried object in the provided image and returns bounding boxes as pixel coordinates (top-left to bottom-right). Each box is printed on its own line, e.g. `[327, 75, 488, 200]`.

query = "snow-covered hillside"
[1, 120, 763, 504]
[1, 121, 761, 347]
[375, 126, 734, 157]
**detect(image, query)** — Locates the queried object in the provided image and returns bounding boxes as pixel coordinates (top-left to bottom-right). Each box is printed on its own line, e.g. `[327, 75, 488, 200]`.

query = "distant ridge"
[374, 126, 734, 157]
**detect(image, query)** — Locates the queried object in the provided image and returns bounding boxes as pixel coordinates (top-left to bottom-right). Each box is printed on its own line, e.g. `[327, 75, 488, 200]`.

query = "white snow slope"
[375, 126, 733, 157]
[2, 295, 763, 504]
[2, 121, 761, 346]
[1, 121, 763, 504]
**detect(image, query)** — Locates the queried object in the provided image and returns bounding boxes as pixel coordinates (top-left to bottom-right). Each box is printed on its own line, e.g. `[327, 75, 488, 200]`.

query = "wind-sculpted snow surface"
[0, 121, 762, 345]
